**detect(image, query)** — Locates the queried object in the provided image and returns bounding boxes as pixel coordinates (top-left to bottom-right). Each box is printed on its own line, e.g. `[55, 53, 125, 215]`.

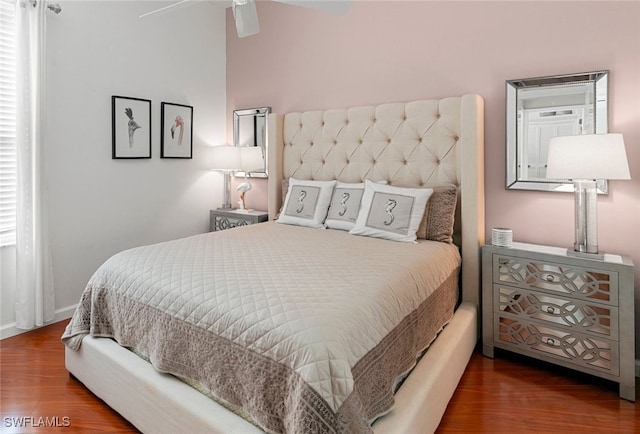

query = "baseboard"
[0, 304, 76, 340]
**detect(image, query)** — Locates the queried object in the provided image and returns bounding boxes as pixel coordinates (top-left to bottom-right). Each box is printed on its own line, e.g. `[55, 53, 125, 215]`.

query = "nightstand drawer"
[494, 314, 618, 375]
[495, 285, 618, 340]
[493, 254, 619, 306]
[210, 209, 268, 232]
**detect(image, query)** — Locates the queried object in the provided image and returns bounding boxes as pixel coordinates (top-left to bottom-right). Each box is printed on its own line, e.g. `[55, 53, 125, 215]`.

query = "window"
[0, 0, 16, 246]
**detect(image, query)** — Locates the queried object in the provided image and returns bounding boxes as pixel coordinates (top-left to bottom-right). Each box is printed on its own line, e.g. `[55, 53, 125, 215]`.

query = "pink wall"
[227, 1, 640, 354]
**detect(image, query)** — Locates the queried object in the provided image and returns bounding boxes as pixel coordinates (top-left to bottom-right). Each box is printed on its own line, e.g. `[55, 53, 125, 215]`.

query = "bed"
[63, 94, 485, 434]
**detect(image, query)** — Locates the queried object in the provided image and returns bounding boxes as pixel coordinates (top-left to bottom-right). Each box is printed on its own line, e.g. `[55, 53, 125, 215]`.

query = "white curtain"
[15, 0, 55, 329]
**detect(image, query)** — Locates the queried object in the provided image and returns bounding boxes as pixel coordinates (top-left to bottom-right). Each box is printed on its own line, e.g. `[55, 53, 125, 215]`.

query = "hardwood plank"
[1, 321, 638, 433]
[0, 321, 138, 433]
[437, 349, 639, 433]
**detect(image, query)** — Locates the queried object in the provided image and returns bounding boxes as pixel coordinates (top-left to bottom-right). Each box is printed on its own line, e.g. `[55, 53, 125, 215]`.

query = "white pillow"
[349, 180, 433, 242]
[325, 182, 366, 231]
[277, 178, 336, 228]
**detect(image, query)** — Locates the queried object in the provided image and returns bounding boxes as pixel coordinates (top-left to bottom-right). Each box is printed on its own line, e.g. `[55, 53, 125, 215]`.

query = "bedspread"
[62, 222, 460, 433]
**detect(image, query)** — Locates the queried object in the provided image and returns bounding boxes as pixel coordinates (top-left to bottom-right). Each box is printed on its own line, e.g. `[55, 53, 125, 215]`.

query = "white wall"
[1, 0, 228, 337]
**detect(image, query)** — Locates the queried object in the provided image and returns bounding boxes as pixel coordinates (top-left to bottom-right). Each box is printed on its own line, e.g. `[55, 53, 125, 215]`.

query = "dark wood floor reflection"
[1, 321, 637, 433]
[437, 348, 638, 433]
[1, 320, 137, 433]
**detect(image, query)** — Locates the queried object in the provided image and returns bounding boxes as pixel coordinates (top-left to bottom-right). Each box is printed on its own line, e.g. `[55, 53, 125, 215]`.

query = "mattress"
[62, 222, 461, 433]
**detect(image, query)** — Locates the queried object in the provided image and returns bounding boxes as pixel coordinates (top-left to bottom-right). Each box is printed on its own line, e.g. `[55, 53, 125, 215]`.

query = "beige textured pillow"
[281, 178, 290, 203]
[276, 178, 290, 219]
[417, 184, 458, 243]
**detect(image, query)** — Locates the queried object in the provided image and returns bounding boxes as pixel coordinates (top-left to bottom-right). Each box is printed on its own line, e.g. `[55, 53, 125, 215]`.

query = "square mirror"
[506, 71, 609, 193]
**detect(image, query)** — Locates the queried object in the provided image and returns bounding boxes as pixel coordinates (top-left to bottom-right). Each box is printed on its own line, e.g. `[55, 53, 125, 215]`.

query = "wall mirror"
[506, 70, 609, 193]
[234, 107, 270, 178]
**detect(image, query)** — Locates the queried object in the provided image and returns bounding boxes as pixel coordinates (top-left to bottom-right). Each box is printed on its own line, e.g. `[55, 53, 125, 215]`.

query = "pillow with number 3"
[349, 180, 433, 242]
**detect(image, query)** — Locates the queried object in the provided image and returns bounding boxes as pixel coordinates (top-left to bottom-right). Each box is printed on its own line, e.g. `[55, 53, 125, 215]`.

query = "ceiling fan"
[140, 0, 353, 38]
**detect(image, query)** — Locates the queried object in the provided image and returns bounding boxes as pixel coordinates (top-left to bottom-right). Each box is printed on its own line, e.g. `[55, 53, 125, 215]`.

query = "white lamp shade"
[546, 133, 631, 180]
[211, 145, 242, 171]
[239, 146, 264, 172]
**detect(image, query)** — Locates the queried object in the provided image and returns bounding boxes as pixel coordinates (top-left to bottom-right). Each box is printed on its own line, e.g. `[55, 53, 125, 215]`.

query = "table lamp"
[211, 145, 243, 209]
[239, 146, 264, 173]
[211, 145, 264, 209]
[546, 133, 630, 258]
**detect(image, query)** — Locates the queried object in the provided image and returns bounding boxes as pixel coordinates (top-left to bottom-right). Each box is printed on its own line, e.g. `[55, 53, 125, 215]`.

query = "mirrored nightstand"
[481, 242, 635, 401]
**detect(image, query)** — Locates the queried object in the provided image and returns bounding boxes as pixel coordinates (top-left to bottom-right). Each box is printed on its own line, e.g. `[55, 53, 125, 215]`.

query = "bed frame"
[65, 94, 484, 433]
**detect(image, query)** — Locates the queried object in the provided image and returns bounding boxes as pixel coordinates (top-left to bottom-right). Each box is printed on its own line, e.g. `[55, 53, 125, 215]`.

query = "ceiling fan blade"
[273, 0, 352, 15]
[233, 0, 260, 38]
[139, 0, 201, 19]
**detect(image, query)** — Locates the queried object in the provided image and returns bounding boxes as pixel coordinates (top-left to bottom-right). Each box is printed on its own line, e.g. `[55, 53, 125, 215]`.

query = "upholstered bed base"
[66, 302, 477, 434]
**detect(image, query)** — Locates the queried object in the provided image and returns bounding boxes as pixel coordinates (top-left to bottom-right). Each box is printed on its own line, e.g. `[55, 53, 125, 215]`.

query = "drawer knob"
[547, 306, 555, 314]
[545, 275, 554, 282]
[546, 338, 555, 346]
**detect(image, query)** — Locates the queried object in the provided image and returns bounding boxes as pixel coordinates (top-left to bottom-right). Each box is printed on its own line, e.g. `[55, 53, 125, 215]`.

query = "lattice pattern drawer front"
[210, 211, 268, 232]
[215, 216, 250, 231]
[494, 315, 618, 375]
[494, 255, 618, 305]
[495, 285, 618, 340]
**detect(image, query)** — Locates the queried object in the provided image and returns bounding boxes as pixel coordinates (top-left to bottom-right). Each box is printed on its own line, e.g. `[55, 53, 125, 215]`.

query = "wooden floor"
[1, 320, 637, 433]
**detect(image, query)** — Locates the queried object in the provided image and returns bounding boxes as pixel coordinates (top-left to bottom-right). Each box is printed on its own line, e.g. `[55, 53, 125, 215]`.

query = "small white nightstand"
[209, 209, 268, 232]
[482, 242, 635, 401]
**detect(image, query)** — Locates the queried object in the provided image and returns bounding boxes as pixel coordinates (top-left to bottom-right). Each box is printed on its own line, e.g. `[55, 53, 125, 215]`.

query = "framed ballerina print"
[161, 102, 193, 159]
[112, 96, 152, 159]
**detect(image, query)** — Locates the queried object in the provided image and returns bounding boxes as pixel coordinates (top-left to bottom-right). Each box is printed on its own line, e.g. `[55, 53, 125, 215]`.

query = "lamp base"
[566, 248, 604, 261]
[220, 172, 232, 210]
[572, 179, 600, 260]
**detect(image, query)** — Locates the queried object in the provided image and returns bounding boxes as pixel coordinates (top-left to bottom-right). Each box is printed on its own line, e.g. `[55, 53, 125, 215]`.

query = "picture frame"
[112, 96, 152, 159]
[161, 102, 193, 159]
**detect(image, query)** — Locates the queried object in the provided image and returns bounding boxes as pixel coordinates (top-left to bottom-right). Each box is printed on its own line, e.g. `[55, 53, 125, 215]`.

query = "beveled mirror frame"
[233, 107, 270, 178]
[506, 70, 609, 193]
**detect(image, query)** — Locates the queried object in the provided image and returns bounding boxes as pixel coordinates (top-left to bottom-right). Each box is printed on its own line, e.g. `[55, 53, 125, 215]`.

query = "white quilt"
[62, 222, 461, 433]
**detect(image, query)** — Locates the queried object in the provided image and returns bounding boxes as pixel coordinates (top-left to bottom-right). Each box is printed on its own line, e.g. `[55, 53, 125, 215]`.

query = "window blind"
[0, 0, 16, 246]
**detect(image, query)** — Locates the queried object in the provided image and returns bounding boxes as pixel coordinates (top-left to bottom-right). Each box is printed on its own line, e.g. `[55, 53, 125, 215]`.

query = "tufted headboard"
[267, 94, 484, 305]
